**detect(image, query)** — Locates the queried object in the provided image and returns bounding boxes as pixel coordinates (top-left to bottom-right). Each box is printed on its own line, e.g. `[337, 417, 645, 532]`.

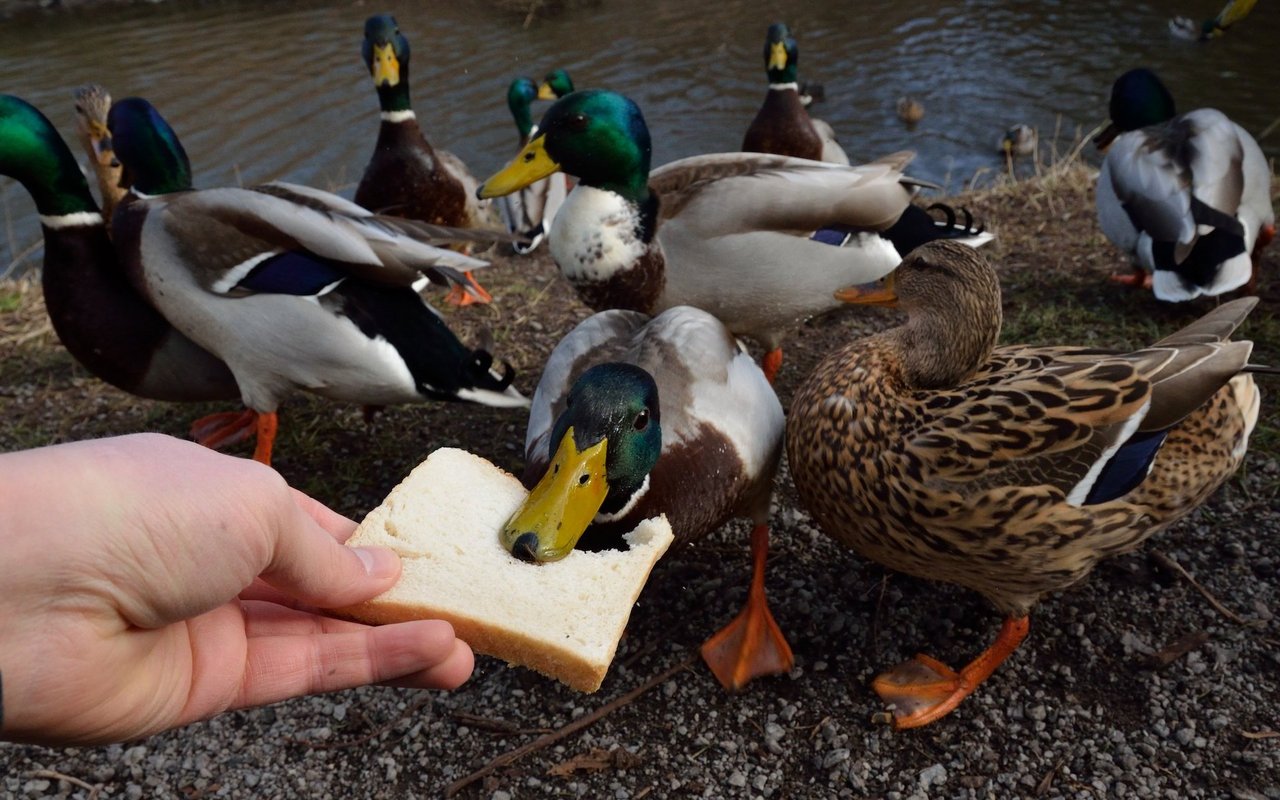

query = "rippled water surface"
[2, 0, 1277, 271]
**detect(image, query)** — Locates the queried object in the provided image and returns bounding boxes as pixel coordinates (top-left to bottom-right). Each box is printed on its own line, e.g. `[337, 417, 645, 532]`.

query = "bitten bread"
[334, 448, 675, 692]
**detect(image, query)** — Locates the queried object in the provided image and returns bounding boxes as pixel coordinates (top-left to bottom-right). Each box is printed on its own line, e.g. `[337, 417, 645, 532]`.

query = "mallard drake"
[354, 13, 498, 305]
[72, 84, 126, 222]
[0, 94, 239, 403]
[538, 68, 575, 100]
[496, 77, 568, 255]
[896, 97, 924, 126]
[786, 240, 1262, 728]
[1095, 68, 1274, 300]
[1169, 0, 1257, 40]
[107, 97, 528, 464]
[743, 22, 848, 165]
[502, 305, 792, 689]
[477, 89, 991, 382]
[999, 124, 1037, 158]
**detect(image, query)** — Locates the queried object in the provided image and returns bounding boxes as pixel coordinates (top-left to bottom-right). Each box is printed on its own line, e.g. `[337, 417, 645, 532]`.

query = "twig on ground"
[450, 711, 553, 736]
[1035, 755, 1068, 796]
[1145, 629, 1211, 669]
[286, 693, 432, 750]
[27, 769, 102, 799]
[445, 652, 697, 797]
[1150, 551, 1253, 626]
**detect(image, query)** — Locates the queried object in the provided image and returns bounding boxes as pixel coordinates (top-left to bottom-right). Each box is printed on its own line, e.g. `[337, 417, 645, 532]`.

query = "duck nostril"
[511, 532, 540, 563]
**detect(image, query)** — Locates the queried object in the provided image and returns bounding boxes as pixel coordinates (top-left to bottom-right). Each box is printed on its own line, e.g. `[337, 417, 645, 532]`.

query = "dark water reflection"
[1, 0, 1276, 272]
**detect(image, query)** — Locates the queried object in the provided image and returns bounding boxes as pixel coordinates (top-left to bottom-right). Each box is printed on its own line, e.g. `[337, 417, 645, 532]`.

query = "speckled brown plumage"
[787, 241, 1260, 618]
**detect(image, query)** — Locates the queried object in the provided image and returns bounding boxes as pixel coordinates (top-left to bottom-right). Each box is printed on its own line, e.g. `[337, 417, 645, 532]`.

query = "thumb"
[259, 501, 402, 608]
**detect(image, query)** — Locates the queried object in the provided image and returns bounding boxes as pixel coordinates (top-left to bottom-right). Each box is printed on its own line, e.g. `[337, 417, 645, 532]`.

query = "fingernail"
[353, 546, 400, 579]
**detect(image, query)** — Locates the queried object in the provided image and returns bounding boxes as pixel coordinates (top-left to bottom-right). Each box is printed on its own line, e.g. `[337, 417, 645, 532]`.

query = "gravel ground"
[1, 168, 1278, 798]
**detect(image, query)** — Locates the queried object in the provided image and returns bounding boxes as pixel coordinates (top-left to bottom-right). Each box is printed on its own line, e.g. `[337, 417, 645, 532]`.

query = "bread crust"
[331, 448, 674, 693]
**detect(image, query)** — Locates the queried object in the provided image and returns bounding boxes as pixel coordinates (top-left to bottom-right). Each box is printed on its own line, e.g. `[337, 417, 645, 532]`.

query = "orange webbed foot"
[872, 616, 1029, 729]
[701, 524, 794, 690]
[189, 408, 277, 466]
[445, 271, 493, 306]
[191, 409, 257, 450]
[1108, 269, 1152, 290]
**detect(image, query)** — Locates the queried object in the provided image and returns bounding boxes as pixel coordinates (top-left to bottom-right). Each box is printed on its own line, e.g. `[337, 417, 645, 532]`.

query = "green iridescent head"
[507, 77, 538, 138]
[0, 95, 98, 216]
[107, 97, 193, 195]
[501, 363, 662, 563]
[362, 14, 413, 113]
[1108, 68, 1177, 131]
[478, 89, 652, 203]
[535, 90, 651, 197]
[539, 68, 575, 100]
[763, 22, 799, 84]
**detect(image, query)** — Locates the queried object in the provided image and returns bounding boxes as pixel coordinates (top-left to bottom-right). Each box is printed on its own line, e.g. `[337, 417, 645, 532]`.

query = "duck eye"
[633, 408, 650, 430]
[568, 113, 588, 131]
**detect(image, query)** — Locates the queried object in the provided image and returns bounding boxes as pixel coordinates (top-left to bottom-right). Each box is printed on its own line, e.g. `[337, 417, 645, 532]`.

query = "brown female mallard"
[786, 240, 1262, 728]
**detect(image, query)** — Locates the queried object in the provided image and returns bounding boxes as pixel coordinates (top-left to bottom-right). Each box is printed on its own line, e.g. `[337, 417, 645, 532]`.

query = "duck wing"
[910, 299, 1255, 505]
[1102, 110, 1246, 267]
[649, 151, 916, 234]
[153, 186, 490, 297]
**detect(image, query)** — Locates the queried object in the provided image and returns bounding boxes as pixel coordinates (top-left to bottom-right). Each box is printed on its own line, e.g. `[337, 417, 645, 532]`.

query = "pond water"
[1, 0, 1276, 273]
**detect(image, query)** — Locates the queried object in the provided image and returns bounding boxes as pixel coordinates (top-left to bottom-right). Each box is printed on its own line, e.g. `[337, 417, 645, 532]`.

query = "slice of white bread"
[333, 448, 675, 693]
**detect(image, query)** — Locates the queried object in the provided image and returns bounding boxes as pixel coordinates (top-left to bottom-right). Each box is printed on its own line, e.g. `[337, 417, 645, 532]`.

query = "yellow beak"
[370, 43, 400, 86]
[536, 82, 558, 100]
[768, 41, 789, 71]
[501, 427, 609, 563]
[834, 272, 897, 306]
[477, 135, 561, 198]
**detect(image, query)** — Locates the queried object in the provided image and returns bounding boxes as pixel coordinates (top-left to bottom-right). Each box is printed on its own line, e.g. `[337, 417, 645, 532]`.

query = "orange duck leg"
[190, 409, 279, 466]
[701, 523, 795, 690]
[872, 615, 1029, 728]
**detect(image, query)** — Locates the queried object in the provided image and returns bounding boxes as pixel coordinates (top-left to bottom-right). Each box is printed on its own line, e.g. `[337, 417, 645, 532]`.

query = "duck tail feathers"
[880, 203, 994, 257]
[456, 348, 530, 408]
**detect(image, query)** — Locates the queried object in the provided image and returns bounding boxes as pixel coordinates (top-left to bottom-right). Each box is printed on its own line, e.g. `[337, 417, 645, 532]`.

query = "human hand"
[0, 433, 473, 745]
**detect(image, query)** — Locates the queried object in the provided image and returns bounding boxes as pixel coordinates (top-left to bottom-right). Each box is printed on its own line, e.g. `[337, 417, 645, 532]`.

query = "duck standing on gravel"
[477, 89, 989, 383]
[503, 305, 793, 691]
[107, 97, 528, 465]
[787, 240, 1263, 728]
[1095, 68, 1274, 301]
[743, 22, 849, 164]
[355, 13, 500, 305]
